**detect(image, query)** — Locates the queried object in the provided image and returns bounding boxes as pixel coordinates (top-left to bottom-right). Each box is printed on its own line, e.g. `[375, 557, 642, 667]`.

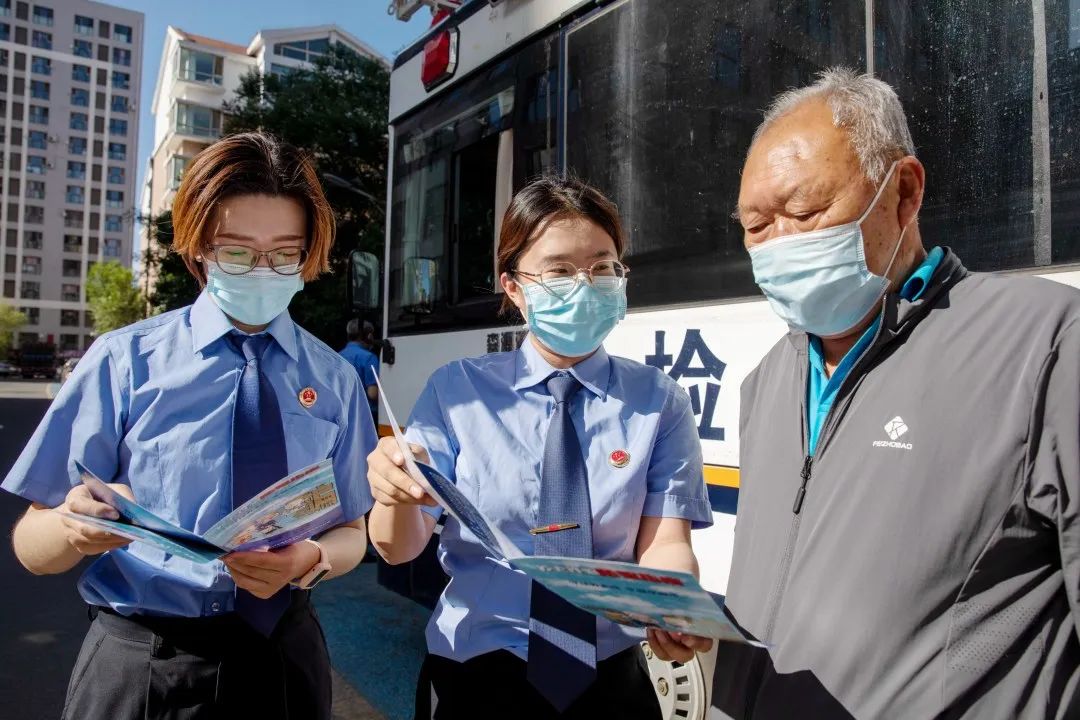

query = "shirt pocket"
[281, 412, 340, 472]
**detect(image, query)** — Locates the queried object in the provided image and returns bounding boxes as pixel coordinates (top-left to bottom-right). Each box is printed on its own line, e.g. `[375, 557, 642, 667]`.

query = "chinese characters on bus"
[645, 330, 726, 441]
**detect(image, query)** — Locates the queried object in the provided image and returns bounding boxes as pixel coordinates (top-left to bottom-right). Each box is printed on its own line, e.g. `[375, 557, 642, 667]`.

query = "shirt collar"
[190, 290, 299, 361]
[512, 335, 611, 399]
[899, 246, 944, 302]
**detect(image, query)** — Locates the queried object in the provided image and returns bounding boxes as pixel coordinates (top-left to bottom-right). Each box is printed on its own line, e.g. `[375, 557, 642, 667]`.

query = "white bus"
[378, 0, 1080, 711]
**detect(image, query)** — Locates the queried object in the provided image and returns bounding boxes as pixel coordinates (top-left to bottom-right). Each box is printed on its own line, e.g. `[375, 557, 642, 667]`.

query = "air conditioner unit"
[388, 0, 460, 21]
[45, 160, 54, 169]
[47, 134, 57, 143]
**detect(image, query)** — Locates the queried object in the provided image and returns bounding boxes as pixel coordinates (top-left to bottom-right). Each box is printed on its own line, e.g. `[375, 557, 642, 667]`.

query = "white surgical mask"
[748, 161, 907, 338]
[206, 262, 303, 326]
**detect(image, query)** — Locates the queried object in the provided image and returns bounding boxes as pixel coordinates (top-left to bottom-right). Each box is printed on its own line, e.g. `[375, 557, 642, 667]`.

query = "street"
[0, 381, 426, 720]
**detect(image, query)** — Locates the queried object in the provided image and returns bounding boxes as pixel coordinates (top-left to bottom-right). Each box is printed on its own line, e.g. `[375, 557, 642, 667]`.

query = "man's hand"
[58, 483, 134, 556]
[224, 541, 321, 599]
[647, 628, 714, 664]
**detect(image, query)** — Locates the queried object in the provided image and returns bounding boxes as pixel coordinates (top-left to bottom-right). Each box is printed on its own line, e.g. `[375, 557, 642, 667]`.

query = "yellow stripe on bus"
[379, 424, 742, 489]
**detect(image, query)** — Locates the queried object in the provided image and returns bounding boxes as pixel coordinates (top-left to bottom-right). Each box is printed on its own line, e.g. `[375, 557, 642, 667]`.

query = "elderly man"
[712, 68, 1080, 718]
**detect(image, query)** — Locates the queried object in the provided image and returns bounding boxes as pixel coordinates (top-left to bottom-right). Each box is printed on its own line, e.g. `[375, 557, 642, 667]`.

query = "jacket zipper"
[753, 311, 889, 710]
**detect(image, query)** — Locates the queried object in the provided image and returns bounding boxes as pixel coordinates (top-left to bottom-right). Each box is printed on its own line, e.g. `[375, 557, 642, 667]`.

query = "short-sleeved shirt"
[2, 291, 377, 618]
[339, 341, 379, 417]
[405, 337, 712, 663]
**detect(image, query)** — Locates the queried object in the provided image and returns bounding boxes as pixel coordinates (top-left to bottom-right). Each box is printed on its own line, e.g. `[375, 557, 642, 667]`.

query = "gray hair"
[751, 67, 916, 183]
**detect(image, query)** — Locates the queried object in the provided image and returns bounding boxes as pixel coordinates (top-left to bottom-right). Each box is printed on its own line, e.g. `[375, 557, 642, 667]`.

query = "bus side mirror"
[381, 338, 395, 366]
[349, 250, 381, 312]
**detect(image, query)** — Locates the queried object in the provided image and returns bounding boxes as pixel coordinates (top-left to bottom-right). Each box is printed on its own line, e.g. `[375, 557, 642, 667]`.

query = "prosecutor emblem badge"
[609, 449, 630, 468]
[299, 387, 317, 408]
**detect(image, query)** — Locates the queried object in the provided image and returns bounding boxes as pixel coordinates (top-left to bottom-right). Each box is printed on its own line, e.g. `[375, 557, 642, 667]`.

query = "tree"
[224, 45, 389, 348]
[144, 210, 200, 314]
[0, 303, 26, 358]
[86, 262, 145, 335]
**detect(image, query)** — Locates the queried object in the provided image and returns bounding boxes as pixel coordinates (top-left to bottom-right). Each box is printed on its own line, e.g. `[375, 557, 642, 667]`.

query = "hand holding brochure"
[62, 459, 342, 563]
[374, 374, 751, 643]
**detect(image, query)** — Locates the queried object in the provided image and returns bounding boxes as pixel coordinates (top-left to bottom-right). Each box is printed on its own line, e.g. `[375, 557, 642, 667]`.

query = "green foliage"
[223, 44, 389, 348]
[86, 262, 145, 335]
[0, 302, 27, 358]
[144, 210, 201, 314]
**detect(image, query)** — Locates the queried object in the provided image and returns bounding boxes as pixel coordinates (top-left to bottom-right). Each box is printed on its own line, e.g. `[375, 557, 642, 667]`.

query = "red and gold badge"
[298, 387, 317, 409]
[609, 449, 630, 468]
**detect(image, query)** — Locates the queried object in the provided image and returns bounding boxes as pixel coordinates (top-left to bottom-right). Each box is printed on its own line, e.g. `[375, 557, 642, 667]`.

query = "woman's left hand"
[646, 628, 714, 664]
[224, 542, 320, 599]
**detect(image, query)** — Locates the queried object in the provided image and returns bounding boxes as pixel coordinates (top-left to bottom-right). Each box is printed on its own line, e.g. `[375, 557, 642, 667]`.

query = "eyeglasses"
[209, 245, 307, 276]
[514, 259, 629, 298]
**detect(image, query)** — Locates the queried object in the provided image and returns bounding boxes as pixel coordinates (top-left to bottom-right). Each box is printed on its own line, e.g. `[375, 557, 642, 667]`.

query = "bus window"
[1048, 0, 1080, 264]
[562, 0, 867, 309]
[388, 33, 558, 335]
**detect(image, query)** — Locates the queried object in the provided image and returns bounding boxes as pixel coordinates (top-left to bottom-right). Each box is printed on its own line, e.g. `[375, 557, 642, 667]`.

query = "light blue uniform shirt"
[405, 338, 712, 663]
[2, 291, 376, 617]
[807, 247, 944, 454]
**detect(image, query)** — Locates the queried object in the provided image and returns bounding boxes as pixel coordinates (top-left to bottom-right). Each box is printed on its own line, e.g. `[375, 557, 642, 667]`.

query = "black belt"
[89, 590, 312, 654]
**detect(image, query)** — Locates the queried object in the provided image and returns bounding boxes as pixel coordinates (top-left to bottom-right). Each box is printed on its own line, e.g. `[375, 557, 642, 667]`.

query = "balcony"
[168, 155, 191, 190]
[166, 102, 222, 154]
[176, 48, 224, 87]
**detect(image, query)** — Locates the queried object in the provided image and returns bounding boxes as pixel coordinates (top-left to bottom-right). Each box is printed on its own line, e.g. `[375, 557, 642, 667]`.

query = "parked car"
[0, 361, 17, 377]
[13, 342, 57, 379]
[59, 358, 79, 384]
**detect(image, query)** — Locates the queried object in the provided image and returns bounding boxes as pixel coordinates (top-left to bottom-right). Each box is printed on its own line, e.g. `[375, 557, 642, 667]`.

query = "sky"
[101, 0, 433, 262]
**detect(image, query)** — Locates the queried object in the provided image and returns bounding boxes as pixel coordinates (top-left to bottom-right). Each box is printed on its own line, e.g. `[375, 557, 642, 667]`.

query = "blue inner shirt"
[806, 247, 943, 455]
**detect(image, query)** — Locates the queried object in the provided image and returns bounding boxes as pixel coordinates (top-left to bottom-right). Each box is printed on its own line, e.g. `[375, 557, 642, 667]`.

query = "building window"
[105, 214, 122, 232]
[67, 161, 86, 179]
[110, 95, 128, 113]
[28, 105, 47, 124]
[0, 1, 9, 17]
[31, 30, 51, 49]
[60, 333, 79, 351]
[21, 307, 38, 324]
[24, 205, 42, 224]
[174, 102, 221, 139]
[61, 309, 79, 326]
[104, 238, 121, 258]
[66, 185, 84, 204]
[270, 63, 294, 78]
[112, 47, 131, 66]
[30, 55, 49, 74]
[74, 14, 92, 36]
[30, 79, 47, 99]
[22, 282, 41, 299]
[112, 71, 129, 89]
[25, 179, 44, 198]
[61, 284, 78, 302]
[108, 142, 125, 161]
[68, 138, 87, 157]
[26, 155, 46, 174]
[69, 112, 88, 131]
[169, 155, 191, 189]
[23, 230, 41, 249]
[72, 63, 90, 83]
[178, 48, 223, 85]
[71, 87, 89, 107]
[109, 118, 127, 136]
[31, 6, 51, 26]
[114, 23, 132, 43]
[73, 40, 92, 59]
[21, 256, 41, 275]
[106, 189, 123, 208]
[63, 258, 80, 277]
[64, 209, 83, 229]
[63, 234, 80, 252]
[28, 129, 46, 148]
[0, 23, 8, 42]
[107, 166, 124, 185]
[273, 37, 330, 63]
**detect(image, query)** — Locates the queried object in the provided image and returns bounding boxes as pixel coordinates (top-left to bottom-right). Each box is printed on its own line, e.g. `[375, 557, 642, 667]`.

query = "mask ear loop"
[858, 160, 909, 283]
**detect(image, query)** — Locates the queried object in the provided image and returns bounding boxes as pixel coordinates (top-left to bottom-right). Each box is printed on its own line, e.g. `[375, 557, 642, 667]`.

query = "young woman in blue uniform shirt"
[367, 176, 714, 719]
[3, 132, 377, 720]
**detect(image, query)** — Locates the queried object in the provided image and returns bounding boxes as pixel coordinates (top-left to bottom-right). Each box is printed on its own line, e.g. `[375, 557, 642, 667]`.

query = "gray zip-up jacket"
[712, 249, 1080, 719]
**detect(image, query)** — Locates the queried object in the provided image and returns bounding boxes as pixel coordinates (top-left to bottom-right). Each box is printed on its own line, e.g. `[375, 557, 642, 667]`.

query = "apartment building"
[0, 0, 142, 355]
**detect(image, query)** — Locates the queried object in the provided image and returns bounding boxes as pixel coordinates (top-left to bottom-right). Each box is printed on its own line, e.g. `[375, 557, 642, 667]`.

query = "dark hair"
[497, 175, 625, 313]
[346, 318, 376, 345]
[172, 131, 335, 285]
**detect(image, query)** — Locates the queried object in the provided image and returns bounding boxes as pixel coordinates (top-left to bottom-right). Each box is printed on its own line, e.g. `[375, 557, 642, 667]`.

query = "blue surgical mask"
[748, 161, 907, 338]
[522, 277, 627, 357]
[206, 262, 303, 326]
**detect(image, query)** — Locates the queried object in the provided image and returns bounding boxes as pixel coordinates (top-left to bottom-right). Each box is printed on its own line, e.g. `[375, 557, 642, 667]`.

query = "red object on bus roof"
[421, 8, 459, 91]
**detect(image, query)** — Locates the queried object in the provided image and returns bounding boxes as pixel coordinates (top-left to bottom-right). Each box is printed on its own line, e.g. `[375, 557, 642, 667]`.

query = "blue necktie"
[527, 373, 598, 711]
[229, 333, 291, 636]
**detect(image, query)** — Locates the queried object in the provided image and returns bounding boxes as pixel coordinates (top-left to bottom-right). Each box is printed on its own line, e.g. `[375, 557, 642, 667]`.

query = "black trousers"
[415, 645, 662, 720]
[61, 591, 331, 720]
